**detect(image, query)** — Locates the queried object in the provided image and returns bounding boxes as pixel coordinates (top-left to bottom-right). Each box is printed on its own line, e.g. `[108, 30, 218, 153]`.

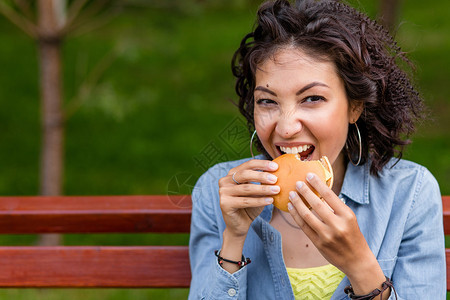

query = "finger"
[305, 173, 346, 215]
[232, 169, 278, 185]
[295, 179, 335, 220]
[222, 183, 280, 197]
[229, 159, 278, 178]
[221, 196, 274, 210]
[287, 205, 318, 240]
[288, 191, 324, 234]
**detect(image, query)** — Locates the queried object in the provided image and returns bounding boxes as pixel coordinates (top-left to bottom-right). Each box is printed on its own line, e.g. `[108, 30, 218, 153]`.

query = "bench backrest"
[0, 195, 191, 288]
[0, 195, 449, 289]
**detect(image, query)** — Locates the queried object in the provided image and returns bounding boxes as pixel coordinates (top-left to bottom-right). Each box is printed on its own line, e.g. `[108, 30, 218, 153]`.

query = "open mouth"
[277, 145, 315, 161]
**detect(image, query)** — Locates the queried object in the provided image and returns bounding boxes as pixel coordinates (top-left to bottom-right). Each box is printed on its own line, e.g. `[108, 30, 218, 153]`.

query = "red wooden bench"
[0, 195, 448, 290]
[0, 195, 191, 288]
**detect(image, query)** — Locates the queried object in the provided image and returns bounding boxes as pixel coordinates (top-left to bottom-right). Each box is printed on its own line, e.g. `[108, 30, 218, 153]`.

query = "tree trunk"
[379, 0, 402, 34]
[37, 0, 65, 246]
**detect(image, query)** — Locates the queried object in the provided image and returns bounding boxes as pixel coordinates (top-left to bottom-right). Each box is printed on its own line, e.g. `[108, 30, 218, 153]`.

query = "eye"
[256, 98, 277, 105]
[303, 95, 325, 103]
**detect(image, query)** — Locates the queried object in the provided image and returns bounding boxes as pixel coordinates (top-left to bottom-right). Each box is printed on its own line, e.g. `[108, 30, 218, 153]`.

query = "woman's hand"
[218, 159, 279, 238]
[287, 172, 388, 296]
[218, 159, 280, 274]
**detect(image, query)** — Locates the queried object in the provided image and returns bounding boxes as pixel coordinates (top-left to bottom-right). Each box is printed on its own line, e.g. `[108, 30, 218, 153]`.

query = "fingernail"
[296, 181, 304, 189]
[289, 191, 296, 200]
[267, 174, 277, 183]
[306, 173, 314, 181]
[270, 185, 280, 193]
[265, 197, 273, 204]
[269, 162, 278, 170]
[288, 202, 294, 210]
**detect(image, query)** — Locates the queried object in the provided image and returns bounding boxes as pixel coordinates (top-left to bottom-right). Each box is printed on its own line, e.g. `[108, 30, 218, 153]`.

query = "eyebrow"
[254, 81, 329, 97]
[254, 86, 277, 96]
[296, 82, 329, 95]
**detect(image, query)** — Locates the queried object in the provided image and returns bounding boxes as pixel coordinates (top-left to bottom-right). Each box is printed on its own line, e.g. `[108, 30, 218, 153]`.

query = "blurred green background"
[0, 0, 449, 299]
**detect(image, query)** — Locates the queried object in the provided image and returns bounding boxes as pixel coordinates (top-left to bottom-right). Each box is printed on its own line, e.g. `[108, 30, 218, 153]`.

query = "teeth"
[280, 145, 312, 154]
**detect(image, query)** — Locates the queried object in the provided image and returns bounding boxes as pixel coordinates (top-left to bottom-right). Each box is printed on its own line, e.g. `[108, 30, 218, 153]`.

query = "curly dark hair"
[231, 0, 425, 175]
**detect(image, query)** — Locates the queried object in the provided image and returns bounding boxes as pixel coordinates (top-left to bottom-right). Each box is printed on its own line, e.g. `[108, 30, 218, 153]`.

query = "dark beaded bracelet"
[214, 250, 251, 268]
[344, 276, 398, 300]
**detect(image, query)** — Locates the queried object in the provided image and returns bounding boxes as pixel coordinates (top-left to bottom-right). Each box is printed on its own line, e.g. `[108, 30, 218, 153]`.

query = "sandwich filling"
[293, 154, 333, 187]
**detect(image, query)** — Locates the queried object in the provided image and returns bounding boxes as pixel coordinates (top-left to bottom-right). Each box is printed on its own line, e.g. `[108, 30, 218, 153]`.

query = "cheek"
[327, 123, 348, 155]
[254, 109, 276, 134]
[316, 111, 349, 152]
[254, 109, 277, 147]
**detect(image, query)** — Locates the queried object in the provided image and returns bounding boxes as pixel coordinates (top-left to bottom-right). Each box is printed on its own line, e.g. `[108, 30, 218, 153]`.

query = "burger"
[269, 154, 333, 211]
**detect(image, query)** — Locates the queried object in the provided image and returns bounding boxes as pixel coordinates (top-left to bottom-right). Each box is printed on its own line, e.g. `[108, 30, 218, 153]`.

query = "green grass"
[0, 0, 449, 299]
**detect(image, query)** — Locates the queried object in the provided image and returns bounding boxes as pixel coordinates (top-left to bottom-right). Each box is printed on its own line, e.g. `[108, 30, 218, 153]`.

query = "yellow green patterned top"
[286, 264, 345, 300]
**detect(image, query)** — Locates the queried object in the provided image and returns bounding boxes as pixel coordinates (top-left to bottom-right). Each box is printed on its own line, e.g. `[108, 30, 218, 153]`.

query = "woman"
[189, 0, 445, 299]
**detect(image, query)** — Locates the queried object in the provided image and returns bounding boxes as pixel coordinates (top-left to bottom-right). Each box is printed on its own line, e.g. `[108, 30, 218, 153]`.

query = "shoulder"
[381, 157, 424, 173]
[373, 158, 441, 208]
[378, 158, 438, 189]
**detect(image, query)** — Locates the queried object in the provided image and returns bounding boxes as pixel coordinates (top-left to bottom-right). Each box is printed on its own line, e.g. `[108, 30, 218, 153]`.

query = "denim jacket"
[188, 155, 446, 299]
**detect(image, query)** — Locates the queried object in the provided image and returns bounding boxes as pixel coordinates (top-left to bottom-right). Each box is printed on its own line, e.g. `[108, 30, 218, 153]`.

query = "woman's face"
[253, 47, 361, 177]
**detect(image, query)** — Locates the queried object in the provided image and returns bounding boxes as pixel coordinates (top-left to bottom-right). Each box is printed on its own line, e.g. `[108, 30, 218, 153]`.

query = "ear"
[349, 100, 364, 123]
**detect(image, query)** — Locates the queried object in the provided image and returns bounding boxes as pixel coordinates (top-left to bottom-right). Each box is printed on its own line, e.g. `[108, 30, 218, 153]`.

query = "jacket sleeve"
[188, 167, 248, 300]
[389, 167, 446, 299]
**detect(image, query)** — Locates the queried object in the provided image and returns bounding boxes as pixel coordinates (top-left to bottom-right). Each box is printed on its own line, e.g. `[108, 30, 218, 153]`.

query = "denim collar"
[339, 161, 370, 205]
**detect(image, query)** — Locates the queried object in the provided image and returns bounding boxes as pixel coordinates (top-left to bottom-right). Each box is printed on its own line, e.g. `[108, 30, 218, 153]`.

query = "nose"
[275, 111, 303, 138]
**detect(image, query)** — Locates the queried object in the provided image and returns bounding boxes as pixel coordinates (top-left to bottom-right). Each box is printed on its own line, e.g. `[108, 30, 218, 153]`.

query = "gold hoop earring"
[346, 122, 362, 166]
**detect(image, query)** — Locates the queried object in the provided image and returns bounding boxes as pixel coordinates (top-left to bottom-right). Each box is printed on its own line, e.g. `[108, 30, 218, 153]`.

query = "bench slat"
[0, 246, 190, 288]
[442, 196, 450, 235]
[0, 195, 191, 233]
[447, 249, 450, 291]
